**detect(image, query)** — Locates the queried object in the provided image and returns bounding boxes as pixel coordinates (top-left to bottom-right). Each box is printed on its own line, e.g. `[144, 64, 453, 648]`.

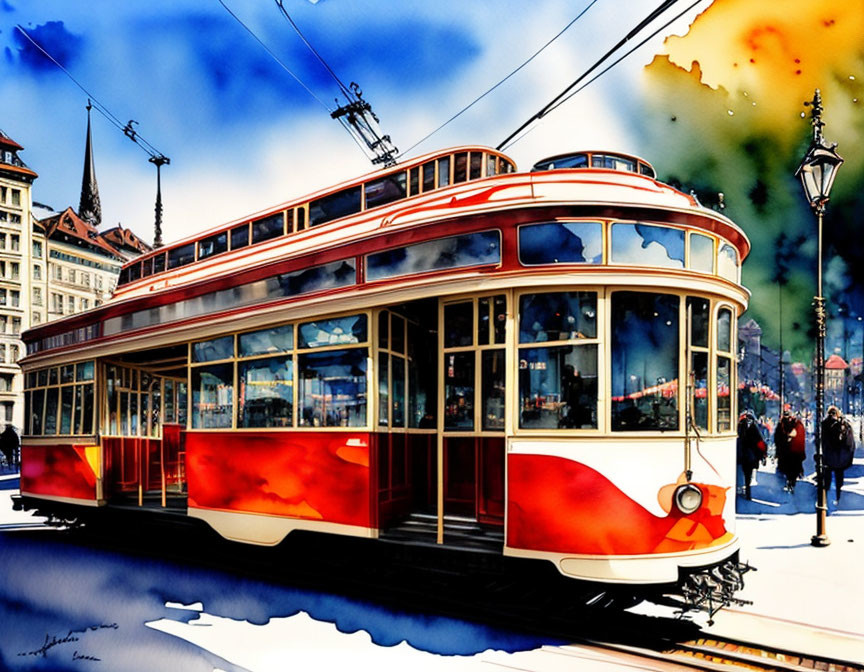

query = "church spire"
[78, 101, 102, 227]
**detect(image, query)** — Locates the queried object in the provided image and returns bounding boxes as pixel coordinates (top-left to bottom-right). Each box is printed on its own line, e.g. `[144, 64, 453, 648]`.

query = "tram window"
[409, 350, 437, 429]
[44, 388, 58, 435]
[519, 292, 597, 343]
[365, 172, 407, 210]
[486, 154, 496, 177]
[519, 221, 603, 265]
[58, 387, 73, 435]
[76, 361, 95, 381]
[49, 368, 58, 386]
[592, 154, 636, 172]
[153, 252, 167, 274]
[391, 314, 405, 354]
[141, 257, 154, 278]
[378, 311, 389, 349]
[251, 213, 284, 244]
[639, 163, 656, 178]
[38, 369, 48, 387]
[128, 262, 142, 283]
[392, 356, 405, 427]
[482, 350, 506, 431]
[286, 209, 295, 235]
[444, 351, 474, 430]
[192, 335, 234, 363]
[717, 356, 732, 431]
[31, 389, 44, 435]
[498, 158, 515, 174]
[454, 152, 468, 183]
[409, 167, 420, 196]
[168, 243, 196, 270]
[689, 233, 714, 273]
[493, 296, 506, 344]
[296, 206, 306, 230]
[478, 298, 491, 345]
[437, 157, 451, 188]
[118, 266, 130, 286]
[299, 314, 367, 348]
[692, 352, 709, 430]
[299, 348, 367, 427]
[470, 153, 483, 180]
[445, 302, 473, 348]
[532, 154, 588, 171]
[422, 162, 435, 191]
[239, 324, 294, 357]
[309, 186, 362, 227]
[192, 364, 234, 429]
[238, 355, 293, 428]
[177, 383, 188, 427]
[718, 243, 738, 282]
[611, 223, 685, 268]
[379, 352, 389, 426]
[366, 230, 501, 282]
[61, 364, 74, 384]
[611, 292, 680, 431]
[717, 308, 732, 352]
[519, 345, 598, 429]
[199, 231, 228, 260]
[688, 297, 710, 348]
[230, 224, 250, 250]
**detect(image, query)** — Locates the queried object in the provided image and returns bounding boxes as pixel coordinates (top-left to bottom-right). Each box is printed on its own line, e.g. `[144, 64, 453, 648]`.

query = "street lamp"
[795, 89, 843, 548]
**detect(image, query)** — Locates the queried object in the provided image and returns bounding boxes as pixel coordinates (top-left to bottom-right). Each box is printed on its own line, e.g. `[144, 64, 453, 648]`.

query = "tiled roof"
[40, 207, 125, 261]
[825, 354, 848, 370]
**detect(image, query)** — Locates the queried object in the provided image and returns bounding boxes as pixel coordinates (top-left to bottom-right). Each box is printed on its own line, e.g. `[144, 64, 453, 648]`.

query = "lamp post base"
[810, 534, 831, 547]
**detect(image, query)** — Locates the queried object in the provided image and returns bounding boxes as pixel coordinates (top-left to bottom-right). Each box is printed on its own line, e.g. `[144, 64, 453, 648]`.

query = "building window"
[66, 296, 75, 314]
[10, 345, 19, 362]
[11, 291, 19, 308]
[11, 263, 18, 281]
[0, 316, 5, 333]
[69, 269, 76, 284]
[33, 241, 42, 258]
[96, 275, 103, 291]
[32, 312, 41, 325]
[52, 293, 63, 314]
[0, 374, 12, 392]
[10, 234, 19, 252]
[12, 318, 20, 335]
[81, 272, 90, 287]
[0, 233, 5, 249]
[33, 265, 41, 281]
[81, 298, 89, 311]
[0, 289, 6, 306]
[10, 189, 20, 207]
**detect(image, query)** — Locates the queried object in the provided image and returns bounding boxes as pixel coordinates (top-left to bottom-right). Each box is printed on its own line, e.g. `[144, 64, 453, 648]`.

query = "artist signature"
[17, 623, 118, 662]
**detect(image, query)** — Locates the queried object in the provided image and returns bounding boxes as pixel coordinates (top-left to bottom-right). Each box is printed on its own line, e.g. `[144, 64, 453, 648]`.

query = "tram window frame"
[610, 222, 685, 269]
[687, 297, 711, 431]
[230, 224, 250, 251]
[688, 232, 715, 274]
[309, 186, 363, 228]
[198, 231, 229, 261]
[517, 290, 600, 431]
[364, 171, 407, 211]
[168, 243, 196, 270]
[718, 242, 739, 283]
[153, 252, 167, 274]
[251, 212, 285, 245]
[715, 305, 735, 432]
[377, 310, 411, 429]
[442, 295, 507, 434]
[518, 220, 604, 266]
[24, 360, 96, 437]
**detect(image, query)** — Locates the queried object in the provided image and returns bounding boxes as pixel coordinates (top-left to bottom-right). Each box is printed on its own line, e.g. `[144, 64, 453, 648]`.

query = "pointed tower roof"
[78, 102, 102, 227]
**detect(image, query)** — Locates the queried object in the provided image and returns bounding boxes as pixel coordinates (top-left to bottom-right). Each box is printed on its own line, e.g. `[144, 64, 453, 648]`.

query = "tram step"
[380, 513, 504, 552]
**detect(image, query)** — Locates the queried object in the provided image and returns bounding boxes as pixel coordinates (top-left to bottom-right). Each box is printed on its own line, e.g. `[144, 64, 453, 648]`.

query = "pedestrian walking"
[0, 424, 19, 471]
[737, 411, 766, 500]
[774, 410, 806, 492]
[821, 406, 855, 505]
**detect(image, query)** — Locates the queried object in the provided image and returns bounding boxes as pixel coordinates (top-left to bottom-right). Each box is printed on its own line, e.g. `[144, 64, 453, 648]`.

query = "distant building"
[0, 129, 39, 429]
[824, 353, 848, 410]
[100, 223, 152, 261]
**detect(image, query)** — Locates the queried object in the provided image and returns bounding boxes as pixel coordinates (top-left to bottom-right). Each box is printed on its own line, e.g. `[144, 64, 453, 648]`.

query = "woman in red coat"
[774, 410, 806, 493]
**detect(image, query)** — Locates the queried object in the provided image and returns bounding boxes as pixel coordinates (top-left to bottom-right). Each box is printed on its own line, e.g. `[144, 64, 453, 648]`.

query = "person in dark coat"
[737, 411, 766, 500]
[821, 406, 855, 504]
[0, 424, 19, 470]
[774, 410, 806, 493]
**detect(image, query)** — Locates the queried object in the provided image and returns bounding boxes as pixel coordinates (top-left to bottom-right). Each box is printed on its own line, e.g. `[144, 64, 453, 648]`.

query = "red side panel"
[20, 444, 98, 501]
[507, 454, 729, 555]
[186, 431, 372, 527]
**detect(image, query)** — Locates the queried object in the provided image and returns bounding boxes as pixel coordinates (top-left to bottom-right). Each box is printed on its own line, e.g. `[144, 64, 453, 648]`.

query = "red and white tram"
[15, 146, 751, 612]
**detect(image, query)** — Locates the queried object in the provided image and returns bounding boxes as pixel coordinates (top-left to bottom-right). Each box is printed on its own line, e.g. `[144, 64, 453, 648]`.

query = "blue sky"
[0, 0, 706, 245]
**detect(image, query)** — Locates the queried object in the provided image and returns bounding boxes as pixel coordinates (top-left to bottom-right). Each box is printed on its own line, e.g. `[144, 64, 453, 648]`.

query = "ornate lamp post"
[795, 89, 843, 547]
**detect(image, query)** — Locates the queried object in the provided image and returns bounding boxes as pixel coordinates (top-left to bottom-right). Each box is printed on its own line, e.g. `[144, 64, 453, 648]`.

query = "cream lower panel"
[504, 536, 739, 584]
[18, 492, 102, 508]
[508, 437, 737, 525]
[189, 507, 378, 547]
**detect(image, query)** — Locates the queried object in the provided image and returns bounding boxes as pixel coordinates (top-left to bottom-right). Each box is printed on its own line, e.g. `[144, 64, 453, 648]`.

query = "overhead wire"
[15, 24, 166, 159]
[217, 0, 333, 112]
[499, 0, 707, 152]
[497, 0, 691, 151]
[400, 0, 601, 158]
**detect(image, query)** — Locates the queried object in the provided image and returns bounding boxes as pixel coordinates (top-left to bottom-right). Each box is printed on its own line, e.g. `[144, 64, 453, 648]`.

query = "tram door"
[441, 296, 506, 524]
[103, 363, 188, 506]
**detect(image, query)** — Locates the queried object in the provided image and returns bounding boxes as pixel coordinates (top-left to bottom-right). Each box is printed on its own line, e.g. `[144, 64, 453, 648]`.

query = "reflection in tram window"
[192, 336, 234, 363]
[76, 361, 94, 381]
[239, 324, 294, 357]
[591, 154, 636, 172]
[299, 314, 367, 348]
[422, 162, 435, 191]
[454, 152, 468, 183]
[60, 386, 73, 435]
[168, 243, 196, 270]
[482, 350, 506, 431]
[717, 308, 732, 352]
[444, 302, 473, 348]
[470, 153, 483, 180]
[519, 345, 598, 429]
[365, 172, 407, 210]
[717, 356, 732, 431]
[366, 231, 501, 282]
[688, 297, 710, 348]
[198, 231, 228, 260]
[691, 352, 709, 430]
[298, 349, 367, 427]
[689, 233, 714, 273]
[192, 364, 234, 429]
[230, 224, 249, 250]
[31, 389, 44, 436]
[308, 186, 362, 227]
[611, 292, 680, 431]
[718, 243, 738, 282]
[251, 213, 284, 244]
[611, 223, 685, 268]
[519, 292, 597, 343]
[438, 156, 450, 188]
[519, 221, 603, 265]
[238, 356, 293, 428]
[44, 388, 58, 435]
[445, 351, 474, 430]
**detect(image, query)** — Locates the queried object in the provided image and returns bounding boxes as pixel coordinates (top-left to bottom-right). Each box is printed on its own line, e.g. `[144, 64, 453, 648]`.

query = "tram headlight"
[674, 483, 703, 515]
